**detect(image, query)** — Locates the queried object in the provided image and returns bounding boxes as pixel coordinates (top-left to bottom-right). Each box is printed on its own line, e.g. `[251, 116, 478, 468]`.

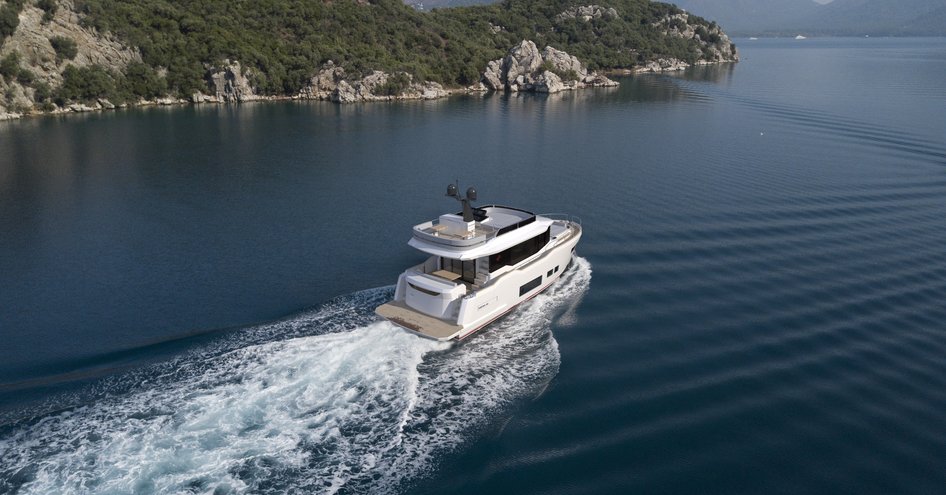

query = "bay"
[1, 37, 945, 494]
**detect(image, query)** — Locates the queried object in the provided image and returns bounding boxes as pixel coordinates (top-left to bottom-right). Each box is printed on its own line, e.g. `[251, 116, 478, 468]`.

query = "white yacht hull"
[376, 221, 581, 340]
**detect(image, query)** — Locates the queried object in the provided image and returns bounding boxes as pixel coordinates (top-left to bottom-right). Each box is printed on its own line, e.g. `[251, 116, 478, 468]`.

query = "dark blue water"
[1, 38, 945, 494]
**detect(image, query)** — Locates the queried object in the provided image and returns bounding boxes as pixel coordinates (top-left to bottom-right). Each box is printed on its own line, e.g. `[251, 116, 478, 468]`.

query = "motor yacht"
[375, 184, 582, 340]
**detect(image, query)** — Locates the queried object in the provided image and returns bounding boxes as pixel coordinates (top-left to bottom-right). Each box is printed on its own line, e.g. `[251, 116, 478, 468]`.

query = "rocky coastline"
[0, 40, 614, 121]
[0, 3, 737, 121]
[1, 41, 733, 122]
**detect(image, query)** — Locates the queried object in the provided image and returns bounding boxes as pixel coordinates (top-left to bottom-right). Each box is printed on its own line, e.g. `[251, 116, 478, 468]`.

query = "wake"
[0, 258, 592, 494]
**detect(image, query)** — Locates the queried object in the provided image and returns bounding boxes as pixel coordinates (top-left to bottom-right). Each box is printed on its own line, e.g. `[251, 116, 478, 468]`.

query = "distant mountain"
[672, 0, 946, 36]
[911, 5, 946, 35]
[792, 0, 946, 35]
[409, 0, 946, 36]
[669, 0, 822, 34]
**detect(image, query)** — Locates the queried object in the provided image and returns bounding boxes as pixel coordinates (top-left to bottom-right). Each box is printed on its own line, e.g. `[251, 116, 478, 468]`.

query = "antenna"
[445, 181, 477, 222]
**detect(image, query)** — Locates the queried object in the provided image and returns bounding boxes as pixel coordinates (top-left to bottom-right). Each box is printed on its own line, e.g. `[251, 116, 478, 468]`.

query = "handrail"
[413, 218, 498, 247]
[540, 213, 582, 225]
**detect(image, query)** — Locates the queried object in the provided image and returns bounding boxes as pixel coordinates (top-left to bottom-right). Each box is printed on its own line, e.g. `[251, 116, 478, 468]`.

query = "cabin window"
[547, 269, 553, 277]
[555, 266, 559, 273]
[519, 276, 543, 296]
[488, 227, 551, 272]
[442, 257, 476, 284]
[443, 257, 461, 275]
[462, 260, 475, 283]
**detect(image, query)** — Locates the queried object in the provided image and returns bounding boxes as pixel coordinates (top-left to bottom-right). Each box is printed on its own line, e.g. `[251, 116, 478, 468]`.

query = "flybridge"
[412, 205, 537, 247]
[410, 182, 538, 248]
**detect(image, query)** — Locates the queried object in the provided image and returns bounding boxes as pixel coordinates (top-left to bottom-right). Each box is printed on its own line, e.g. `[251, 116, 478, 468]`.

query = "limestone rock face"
[555, 5, 619, 22]
[481, 40, 617, 94]
[205, 61, 260, 103]
[416, 81, 449, 100]
[533, 71, 565, 93]
[654, 12, 739, 63]
[298, 61, 347, 100]
[0, 110, 22, 121]
[482, 59, 504, 91]
[4, 84, 33, 112]
[67, 102, 96, 112]
[302, 67, 450, 103]
[541, 46, 588, 80]
[0, 2, 144, 118]
[583, 73, 619, 87]
[332, 80, 359, 103]
[638, 58, 689, 73]
[191, 92, 216, 104]
[501, 40, 543, 86]
[359, 70, 389, 93]
[0, 3, 142, 88]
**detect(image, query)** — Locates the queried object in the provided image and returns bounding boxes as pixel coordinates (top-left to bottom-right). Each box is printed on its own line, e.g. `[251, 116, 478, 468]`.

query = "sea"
[1, 37, 945, 494]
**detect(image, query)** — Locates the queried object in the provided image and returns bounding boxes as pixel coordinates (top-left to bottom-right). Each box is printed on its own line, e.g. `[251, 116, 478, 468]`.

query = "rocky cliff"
[653, 11, 738, 64]
[0, 0, 141, 119]
[300, 62, 449, 103]
[480, 40, 617, 94]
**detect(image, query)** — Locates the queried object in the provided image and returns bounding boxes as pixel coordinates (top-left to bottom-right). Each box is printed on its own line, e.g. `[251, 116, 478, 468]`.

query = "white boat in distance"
[376, 184, 582, 340]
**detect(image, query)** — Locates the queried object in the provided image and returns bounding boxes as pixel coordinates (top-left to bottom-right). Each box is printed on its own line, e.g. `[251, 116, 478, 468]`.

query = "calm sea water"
[1, 38, 946, 494]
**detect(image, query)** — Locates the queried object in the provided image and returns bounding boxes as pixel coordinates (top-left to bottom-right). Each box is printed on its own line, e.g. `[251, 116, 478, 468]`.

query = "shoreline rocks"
[1, 43, 740, 120]
[481, 40, 618, 94]
[300, 64, 450, 103]
[635, 58, 691, 73]
[204, 60, 262, 103]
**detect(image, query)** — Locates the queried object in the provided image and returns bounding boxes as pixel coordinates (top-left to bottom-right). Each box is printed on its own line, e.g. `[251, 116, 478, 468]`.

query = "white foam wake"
[0, 258, 591, 494]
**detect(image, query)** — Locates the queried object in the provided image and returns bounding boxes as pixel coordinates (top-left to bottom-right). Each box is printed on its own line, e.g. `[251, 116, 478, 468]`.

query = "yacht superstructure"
[376, 184, 582, 340]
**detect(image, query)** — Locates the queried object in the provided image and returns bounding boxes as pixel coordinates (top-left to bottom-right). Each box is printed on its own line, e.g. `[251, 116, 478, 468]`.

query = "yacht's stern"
[375, 301, 464, 341]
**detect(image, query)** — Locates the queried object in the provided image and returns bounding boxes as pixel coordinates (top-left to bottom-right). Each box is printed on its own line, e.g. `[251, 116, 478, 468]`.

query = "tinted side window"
[488, 227, 551, 272]
[519, 276, 543, 296]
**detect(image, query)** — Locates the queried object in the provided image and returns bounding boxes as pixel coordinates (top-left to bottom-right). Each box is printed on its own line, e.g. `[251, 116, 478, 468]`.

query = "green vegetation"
[16, 66, 32, 84]
[50, 36, 78, 61]
[37, 0, 57, 24]
[0, 0, 24, 41]
[2, 0, 732, 110]
[66, 0, 727, 101]
[56, 64, 117, 103]
[375, 72, 412, 96]
[0, 50, 19, 80]
[33, 79, 51, 101]
[123, 61, 166, 99]
[53, 62, 167, 104]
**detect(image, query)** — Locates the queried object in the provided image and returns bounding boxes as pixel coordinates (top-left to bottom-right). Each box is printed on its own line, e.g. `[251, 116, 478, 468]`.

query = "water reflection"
[0, 72, 719, 384]
[679, 62, 737, 84]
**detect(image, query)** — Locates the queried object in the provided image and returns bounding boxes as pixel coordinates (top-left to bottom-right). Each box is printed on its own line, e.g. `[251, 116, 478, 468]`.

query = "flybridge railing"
[540, 213, 582, 226]
[414, 219, 498, 247]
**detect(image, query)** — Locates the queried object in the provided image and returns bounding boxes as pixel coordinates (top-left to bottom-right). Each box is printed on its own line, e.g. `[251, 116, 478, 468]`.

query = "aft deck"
[375, 300, 463, 340]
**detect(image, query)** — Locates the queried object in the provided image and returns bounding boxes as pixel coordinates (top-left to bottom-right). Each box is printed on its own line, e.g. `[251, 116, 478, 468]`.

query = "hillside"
[0, 0, 738, 118]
